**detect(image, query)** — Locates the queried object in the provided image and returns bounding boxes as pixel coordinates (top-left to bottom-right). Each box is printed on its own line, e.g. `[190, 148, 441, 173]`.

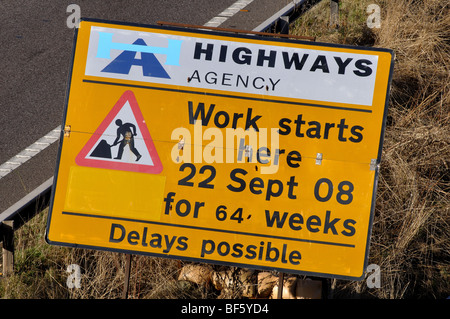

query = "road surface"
[0, 0, 299, 213]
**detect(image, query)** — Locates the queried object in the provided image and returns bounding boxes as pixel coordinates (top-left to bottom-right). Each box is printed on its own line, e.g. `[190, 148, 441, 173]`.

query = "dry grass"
[293, 0, 449, 298]
[1, 0, 448, 299]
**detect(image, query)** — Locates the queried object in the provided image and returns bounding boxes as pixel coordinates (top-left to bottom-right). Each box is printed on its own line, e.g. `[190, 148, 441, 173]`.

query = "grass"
[1, 208, 213, 299]
[292, 0, 449, 298]
[1, 0, 449, 299]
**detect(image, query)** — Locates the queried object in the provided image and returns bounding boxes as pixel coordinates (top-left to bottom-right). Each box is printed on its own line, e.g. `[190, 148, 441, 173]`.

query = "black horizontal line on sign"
[82, 79, 372, 113]
[62, 211, 356, 248]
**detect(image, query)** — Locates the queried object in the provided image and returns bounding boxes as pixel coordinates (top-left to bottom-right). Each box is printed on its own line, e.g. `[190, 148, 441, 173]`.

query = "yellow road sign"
[46, 19, 394, 280]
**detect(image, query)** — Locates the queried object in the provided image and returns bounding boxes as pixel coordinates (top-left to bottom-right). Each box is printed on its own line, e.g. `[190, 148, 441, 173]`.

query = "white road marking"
[0, 126, 61, 179]
[204, 0, 255, 27]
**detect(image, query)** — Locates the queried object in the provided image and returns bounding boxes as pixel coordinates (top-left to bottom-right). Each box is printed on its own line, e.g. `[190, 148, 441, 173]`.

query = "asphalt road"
[0, 0, 297, 213]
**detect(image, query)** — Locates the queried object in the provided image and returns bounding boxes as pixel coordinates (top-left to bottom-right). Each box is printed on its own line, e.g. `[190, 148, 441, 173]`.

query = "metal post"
[277, 272, 284, 299]
[1, 220, 14, 276]
[330, 0, 339, 28]
[122, 254, 132, 299]
[277, 16, 290, 35]
[329, 278, 337, 299]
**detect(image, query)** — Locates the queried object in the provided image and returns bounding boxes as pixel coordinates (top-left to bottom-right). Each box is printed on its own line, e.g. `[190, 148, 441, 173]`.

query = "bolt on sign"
[46, 18, 394, 280]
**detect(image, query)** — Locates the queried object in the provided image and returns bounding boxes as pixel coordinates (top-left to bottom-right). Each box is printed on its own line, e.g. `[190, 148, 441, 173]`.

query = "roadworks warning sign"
[46, 19, 394, 280]
[75, 90, 163, 174]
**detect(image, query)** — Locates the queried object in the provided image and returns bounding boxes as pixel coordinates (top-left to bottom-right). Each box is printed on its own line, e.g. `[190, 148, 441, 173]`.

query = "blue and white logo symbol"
[96, 32, 183, 79]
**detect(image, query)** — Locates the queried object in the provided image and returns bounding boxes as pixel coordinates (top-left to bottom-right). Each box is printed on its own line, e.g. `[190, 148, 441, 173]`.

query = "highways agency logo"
[85, 27, 183, 81]
[95, 31, 182, 79]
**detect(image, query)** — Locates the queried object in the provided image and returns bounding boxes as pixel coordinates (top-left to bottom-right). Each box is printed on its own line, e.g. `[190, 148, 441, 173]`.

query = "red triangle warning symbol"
[75, 90, 163, 174]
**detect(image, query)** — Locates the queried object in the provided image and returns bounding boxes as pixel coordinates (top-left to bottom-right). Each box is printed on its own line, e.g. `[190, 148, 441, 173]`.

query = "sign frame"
[46, 18, 394, 281]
